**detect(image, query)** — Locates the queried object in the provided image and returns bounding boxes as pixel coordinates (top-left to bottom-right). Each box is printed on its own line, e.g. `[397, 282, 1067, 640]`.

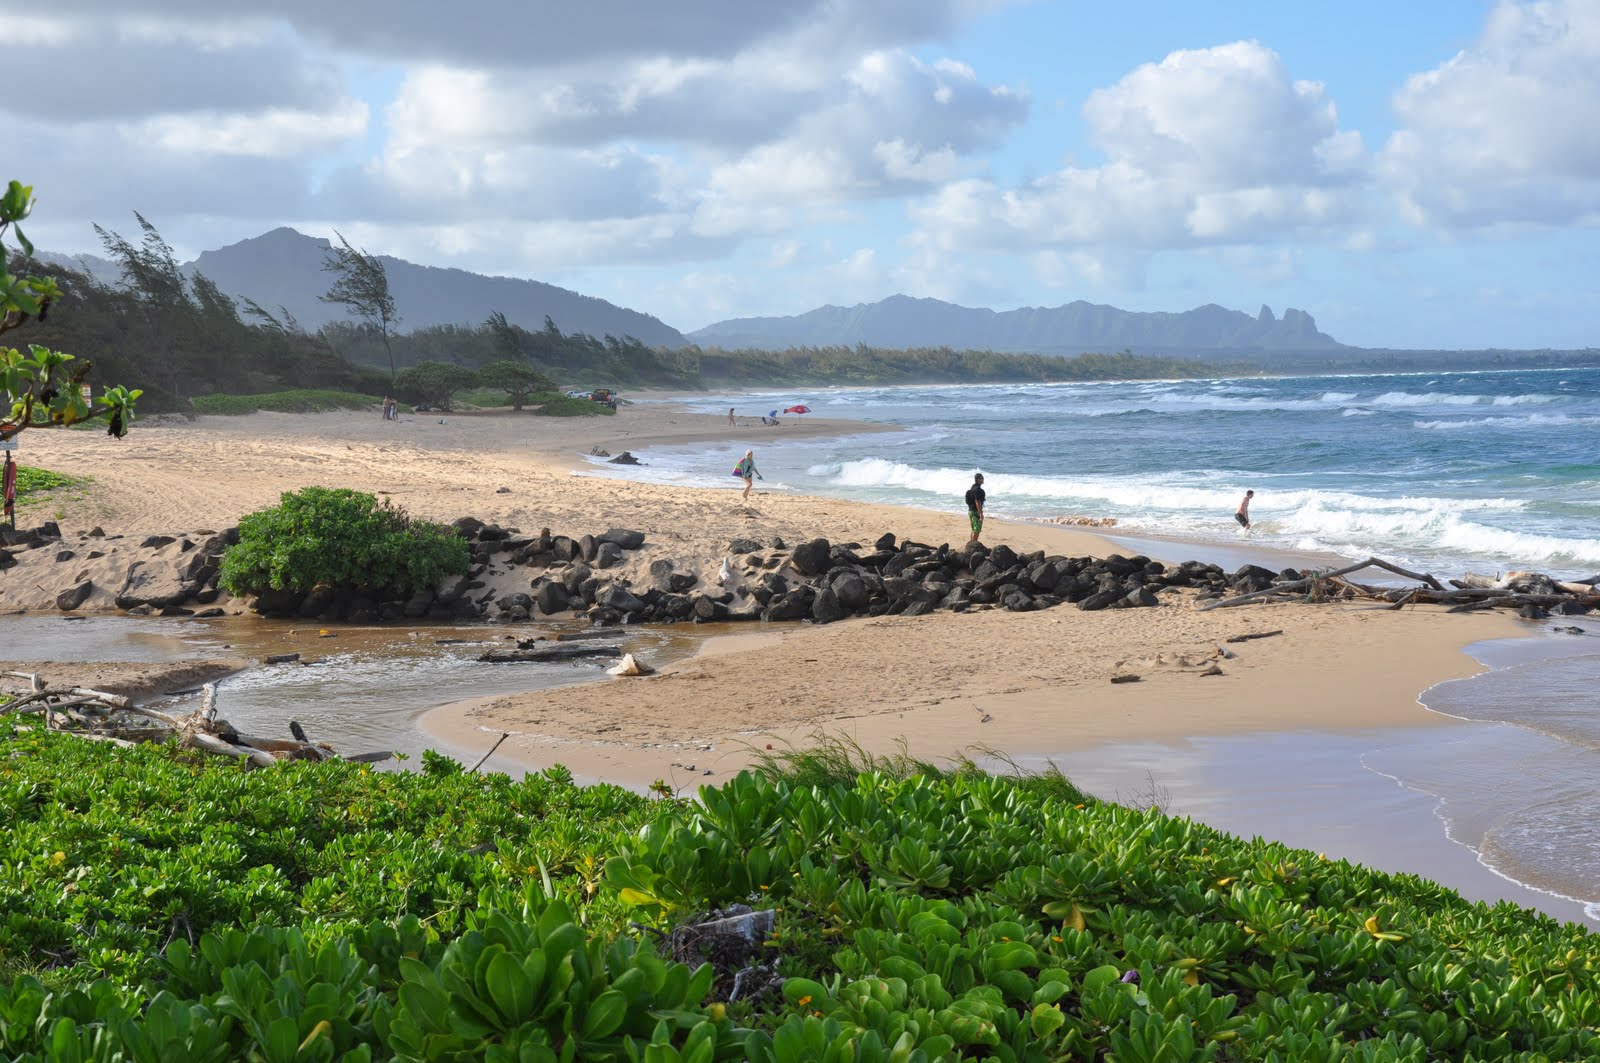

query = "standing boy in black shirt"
[965, 473, 986, 543]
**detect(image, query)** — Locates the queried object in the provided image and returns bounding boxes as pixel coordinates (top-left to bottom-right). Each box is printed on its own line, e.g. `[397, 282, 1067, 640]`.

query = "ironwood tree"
[321, 231, 399, 383]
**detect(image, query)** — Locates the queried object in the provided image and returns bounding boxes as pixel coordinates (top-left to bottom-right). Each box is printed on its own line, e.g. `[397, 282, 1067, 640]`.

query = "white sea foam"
[1414, 413, 1593, 431]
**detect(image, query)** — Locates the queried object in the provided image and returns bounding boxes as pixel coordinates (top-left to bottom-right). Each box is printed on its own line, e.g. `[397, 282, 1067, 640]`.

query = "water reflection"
[1, 614, 709, 761]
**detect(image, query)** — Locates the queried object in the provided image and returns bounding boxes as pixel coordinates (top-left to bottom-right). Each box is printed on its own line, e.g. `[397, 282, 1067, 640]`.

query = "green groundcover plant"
[2, 723, 1598, 1061]
[533, 395, 616, 417]
[218, 486, 469, 598]
[190, 391, 391, 416]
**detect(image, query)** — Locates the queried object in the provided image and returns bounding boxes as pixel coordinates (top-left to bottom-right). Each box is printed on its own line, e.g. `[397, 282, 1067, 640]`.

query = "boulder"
[535, 582, 570, 615]
[599, 528, 646, 550]
[763, 586, 816, 621]
[1116, 586, 1160, 608]
[596, 584, 646, 613]
[435, 573, 472, 603]
[402, 589, 436, 618]
[608, 451, 642, 465]
[988, 544, 1018, 570]
[790, 538, 832, 576]
[562, 563, 592, 594]
[453, 516, 486, 538]
[831, 571, 870, 612]
[874, 532, 898, 551]
[551, 536, 579, 562]
[56, 581, 94, 611]
[578, 534, 597, 562]
[728, 537, 762, 555]
[811, 588, 849, 624]
[251, 586, 305, 615]
[1002, 591, 1035, 612]
[1076, 589, 1122, 612]
[667, 572, 699, 593]
[477, 524, 510, 542]
[38, 521, 62, 539]
[115, 561, 194, 610]
[297, 585, 337, 618]
[594, 541, 624, 569]
[692, 595, 729, 622]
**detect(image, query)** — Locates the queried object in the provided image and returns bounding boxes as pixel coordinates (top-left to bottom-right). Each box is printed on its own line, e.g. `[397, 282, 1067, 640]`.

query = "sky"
[9, 0, 1600, 349]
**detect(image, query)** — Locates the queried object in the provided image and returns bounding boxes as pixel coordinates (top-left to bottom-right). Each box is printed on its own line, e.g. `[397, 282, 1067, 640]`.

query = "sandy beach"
[14, 400, 1524, 779]
[10, 398, 1554, 913]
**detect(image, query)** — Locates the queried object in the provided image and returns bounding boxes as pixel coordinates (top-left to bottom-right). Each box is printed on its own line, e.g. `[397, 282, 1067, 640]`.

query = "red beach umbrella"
[784, 404, 811, 415]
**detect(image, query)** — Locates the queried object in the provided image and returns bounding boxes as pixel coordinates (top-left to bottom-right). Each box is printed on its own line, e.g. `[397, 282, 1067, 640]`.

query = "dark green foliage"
[218, 486, 469, 597]
[10, 465, 79, 501]
[189, 390, 388, 416]
[321, 231, 399, 383]
[392, 361, 477, 411]
[2, 179, 142, 442]
[3, 725, 1600, 1060]
[532, 395, 616, 417]
[475, 360, 555, 410]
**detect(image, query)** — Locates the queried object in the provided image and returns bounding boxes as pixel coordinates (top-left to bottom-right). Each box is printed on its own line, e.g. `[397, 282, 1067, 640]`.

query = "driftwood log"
[481, 644, 623, 663]
[1, 677, 392, 767]
[1201, 556, 1600, 616]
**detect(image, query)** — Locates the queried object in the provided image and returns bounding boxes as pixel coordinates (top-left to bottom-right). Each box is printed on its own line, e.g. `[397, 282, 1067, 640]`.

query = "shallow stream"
[0, 614, 705, 763]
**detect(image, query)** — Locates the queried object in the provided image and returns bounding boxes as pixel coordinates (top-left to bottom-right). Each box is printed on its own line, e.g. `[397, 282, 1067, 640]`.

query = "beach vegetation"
[533, 394, 617, 416]
[393, 360, 477, 411]
[189, 389, 391, 416]
[2, 179, 141, 444]
[3, 724, 1600, 1061]
[475, 359, 555, 410]
[9, 465, 81, 506]
[218, 486, 469, 598]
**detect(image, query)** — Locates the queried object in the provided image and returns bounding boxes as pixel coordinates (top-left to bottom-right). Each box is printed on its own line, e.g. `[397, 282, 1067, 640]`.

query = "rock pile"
[3, 514, 1316, 627]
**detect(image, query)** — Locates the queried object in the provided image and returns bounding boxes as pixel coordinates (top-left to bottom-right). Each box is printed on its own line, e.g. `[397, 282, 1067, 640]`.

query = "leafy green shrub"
[218, 486, 469, 597]
[533, 396, 615, 417]
[393, 361, 477, 411]
[189, 390, 386, 416]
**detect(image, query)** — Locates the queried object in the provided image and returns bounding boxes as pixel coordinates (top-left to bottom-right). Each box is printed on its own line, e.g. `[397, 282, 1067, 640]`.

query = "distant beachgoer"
[732, 449, 763, 500]
[965, 473, 986, 543]
[1235, 490, 1254, 531]
[381, 396, 392, 420]
[728, 407, 736, 425]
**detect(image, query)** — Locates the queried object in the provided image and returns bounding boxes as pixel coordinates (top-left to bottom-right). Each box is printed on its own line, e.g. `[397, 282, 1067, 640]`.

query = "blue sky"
[12, 1, 1598, 349]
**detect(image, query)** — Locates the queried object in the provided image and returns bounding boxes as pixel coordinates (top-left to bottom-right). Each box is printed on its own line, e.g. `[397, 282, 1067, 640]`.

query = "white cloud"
[1380, 0, 1600, 229]
[138, 101, 369, 158]
[910, 41, 1369, 255]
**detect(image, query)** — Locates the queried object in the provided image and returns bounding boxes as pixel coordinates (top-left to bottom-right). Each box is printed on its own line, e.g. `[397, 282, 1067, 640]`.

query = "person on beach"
[965, 472, 986, 543]
[1235, 489, 1254, 531]
[381, 396, 392, 421]
[728, 407, 735, 426]
[733, 449, 763, 500]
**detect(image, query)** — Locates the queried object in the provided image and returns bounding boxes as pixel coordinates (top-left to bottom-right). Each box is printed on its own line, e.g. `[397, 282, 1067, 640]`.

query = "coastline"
[17, 400, 1578, 923]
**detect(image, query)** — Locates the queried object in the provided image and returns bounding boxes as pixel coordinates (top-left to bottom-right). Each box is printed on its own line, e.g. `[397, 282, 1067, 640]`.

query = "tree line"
[14, 208, 1247, 416]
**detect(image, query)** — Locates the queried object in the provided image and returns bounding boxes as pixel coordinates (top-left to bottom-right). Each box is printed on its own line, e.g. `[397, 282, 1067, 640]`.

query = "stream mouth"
[1, 614, 707, 762]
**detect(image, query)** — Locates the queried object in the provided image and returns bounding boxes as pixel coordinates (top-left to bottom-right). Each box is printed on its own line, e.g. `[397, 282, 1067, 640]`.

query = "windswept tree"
[476, 359, 553, 411]
[394, 360, 475, 411]
[321, 231, 399, 383]
[2, 179, 140, 445]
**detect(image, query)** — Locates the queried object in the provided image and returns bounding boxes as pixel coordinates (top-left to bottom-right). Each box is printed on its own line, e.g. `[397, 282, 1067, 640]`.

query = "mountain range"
[685, 293, 1343, 354]
[48, 228, 686, 347]
[47, 228, 1350, 357]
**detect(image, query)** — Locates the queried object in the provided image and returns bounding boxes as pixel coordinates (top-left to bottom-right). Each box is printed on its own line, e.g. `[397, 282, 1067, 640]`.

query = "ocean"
[589, 367, 1600, 922]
